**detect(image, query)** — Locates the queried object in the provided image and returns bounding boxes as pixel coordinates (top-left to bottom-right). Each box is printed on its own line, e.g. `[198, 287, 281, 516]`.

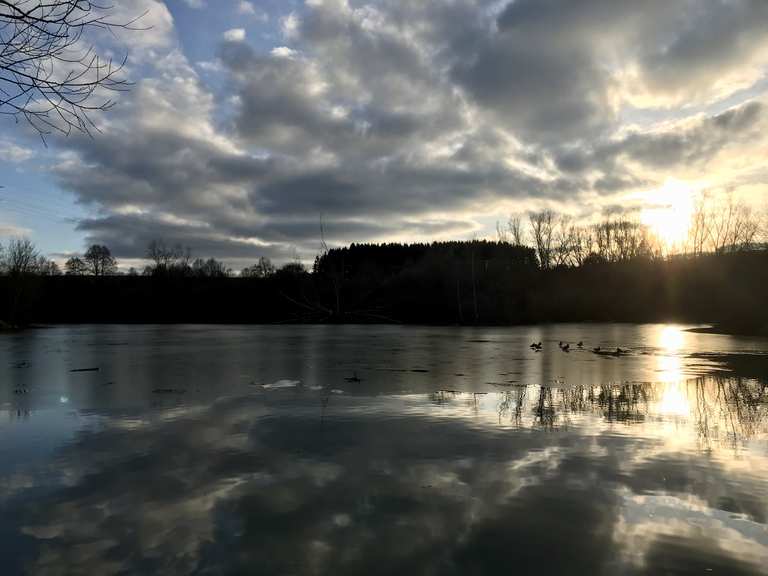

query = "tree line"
[1, 196, 766, 332]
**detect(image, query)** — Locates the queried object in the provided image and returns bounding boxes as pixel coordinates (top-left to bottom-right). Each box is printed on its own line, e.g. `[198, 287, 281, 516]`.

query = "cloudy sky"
[1, 0, 768, 268]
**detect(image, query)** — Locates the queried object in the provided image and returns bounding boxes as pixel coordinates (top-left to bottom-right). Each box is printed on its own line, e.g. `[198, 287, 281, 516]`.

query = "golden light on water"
[658, 324, 685, 351]
[655, 325, 690, 415]
[639, 180, 696, 249]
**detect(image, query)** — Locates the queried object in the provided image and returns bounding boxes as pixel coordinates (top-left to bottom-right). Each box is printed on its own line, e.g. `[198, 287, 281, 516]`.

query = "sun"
[639, 180, 696, 249]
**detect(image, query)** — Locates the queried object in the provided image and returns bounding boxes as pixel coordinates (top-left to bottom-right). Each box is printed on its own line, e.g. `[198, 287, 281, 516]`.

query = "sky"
[1, 0, 768, 269]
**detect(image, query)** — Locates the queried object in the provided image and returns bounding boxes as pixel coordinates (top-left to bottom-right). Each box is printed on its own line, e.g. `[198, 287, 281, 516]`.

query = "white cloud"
[280, 12, 300, 40]
[270, 46, 298, 59]
[0, 141, 34, 163]
[236, 1, 268, 21]
[223, 28, 246, 42]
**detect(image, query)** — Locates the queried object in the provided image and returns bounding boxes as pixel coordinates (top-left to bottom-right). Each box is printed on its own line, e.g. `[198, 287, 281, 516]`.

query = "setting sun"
[640, 180, 696, 249]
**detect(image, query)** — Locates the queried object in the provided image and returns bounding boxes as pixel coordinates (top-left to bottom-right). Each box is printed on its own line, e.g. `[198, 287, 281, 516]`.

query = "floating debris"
[261, 379, 301, 389]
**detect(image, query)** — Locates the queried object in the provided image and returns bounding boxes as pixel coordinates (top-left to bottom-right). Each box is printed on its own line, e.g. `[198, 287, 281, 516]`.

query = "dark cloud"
[43, 0, 768, 264]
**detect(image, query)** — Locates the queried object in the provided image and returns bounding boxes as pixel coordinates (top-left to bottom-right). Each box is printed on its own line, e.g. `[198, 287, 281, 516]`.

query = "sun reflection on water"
[654, 325, 686, 385]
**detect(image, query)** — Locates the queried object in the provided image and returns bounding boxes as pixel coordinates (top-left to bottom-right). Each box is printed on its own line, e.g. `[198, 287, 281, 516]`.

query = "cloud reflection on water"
[1, 372, 767, 575]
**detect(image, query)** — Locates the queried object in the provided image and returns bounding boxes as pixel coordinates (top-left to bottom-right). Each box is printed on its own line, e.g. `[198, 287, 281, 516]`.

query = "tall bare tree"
[83, 243, 116, 275]
[3, 237, 38, 274]
[507, 214, 525, 246]
[0, 0, 140, 136]
[529, 209, 555, 269]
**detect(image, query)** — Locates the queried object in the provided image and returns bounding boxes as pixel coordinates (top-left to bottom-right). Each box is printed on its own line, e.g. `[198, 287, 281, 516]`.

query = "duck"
[561, 343, 570, 352]
[592, 346, 601, 353]
[577, 341, 583, 348]
[344, 371, 362, 383]
[530, 341, 542, 350]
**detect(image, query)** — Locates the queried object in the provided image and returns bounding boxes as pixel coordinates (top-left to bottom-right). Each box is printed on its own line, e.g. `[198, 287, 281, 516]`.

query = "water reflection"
[1, 325, 767, 575]
[0, 372, 766, 575]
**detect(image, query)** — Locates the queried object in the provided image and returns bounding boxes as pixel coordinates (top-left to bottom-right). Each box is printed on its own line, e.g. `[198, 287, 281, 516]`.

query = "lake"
[1, 324, 767, 575]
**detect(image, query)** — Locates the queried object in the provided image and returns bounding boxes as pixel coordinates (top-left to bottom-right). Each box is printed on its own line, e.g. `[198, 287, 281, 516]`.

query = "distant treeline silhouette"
[1, 202, 766, 333]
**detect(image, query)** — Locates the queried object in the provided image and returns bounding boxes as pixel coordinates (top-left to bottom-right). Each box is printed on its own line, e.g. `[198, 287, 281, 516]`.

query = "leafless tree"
[0, 0, 142, 136]
[191, 257, 230, 278]
[495, 220, 508, 243]
[569, 225, 594, 266]
[241, 256, 275, 278]
[706, 194, 759, 254]
[507, 214, 525, 246]
[529, 209, 555, 269]
[552, 215, 578, 266]
[591, 218, 658, 262]
[36, 254, 59, 275]
[146, 239, 189, 271]
[3, 237, 38, 274]
[686, 193, 761, 255]
[64, 255, 85, 274]
[83, 243, 116, 275]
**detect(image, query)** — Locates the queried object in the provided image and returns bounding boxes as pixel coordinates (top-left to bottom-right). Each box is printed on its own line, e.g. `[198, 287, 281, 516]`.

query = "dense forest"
[1, 203, 767, 334]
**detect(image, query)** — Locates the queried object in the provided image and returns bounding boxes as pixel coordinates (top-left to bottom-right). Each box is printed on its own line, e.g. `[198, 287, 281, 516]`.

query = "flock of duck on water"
[529, 341, 629, 356]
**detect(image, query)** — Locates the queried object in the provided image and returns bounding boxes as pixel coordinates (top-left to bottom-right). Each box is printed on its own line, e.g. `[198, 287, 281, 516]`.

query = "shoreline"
[686, 325, 768, 338]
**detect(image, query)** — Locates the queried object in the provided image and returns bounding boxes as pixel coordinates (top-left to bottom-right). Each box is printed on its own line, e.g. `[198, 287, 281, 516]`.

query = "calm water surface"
[1, 324, 767, 575]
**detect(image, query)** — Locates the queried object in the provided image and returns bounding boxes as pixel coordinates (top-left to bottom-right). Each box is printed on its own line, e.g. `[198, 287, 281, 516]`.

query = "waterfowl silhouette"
[345, 371, 362, 383]
[593, 346, 601, 353]
[561, 343, 570, 352]
[577, 341, 583, 348]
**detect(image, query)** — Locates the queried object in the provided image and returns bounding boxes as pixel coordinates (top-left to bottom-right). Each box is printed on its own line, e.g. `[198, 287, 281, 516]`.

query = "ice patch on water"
[261, 379, 301, 389]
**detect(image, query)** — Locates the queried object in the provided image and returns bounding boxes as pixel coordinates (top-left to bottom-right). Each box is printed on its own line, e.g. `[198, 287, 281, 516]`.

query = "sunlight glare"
[658, 325, 685, 351]
[659, 381, 690, 418]
[640, 180, 696, 249]
[655, 325, 686, 384]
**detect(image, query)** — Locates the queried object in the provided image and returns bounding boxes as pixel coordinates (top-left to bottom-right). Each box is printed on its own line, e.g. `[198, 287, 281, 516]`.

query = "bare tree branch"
[0, 0, 144, 139]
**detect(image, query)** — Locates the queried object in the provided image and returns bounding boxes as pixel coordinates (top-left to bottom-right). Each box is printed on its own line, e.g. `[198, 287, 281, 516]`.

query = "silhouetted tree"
[36, 256, 60, 276]
[278, 261, 306, 276]
[65, 256, 86, 275]
[507, 214, 525, 246]
[241, 256, 275, 278]
[3, 238, 39, 275]
[83, 244, 117, 276]
[191, 257, 231, 278]
[529, 209, 555, 269]
[146, 240, 190, 275]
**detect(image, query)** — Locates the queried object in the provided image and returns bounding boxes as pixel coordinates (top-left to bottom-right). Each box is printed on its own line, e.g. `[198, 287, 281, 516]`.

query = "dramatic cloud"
[20, 0, 767, 265]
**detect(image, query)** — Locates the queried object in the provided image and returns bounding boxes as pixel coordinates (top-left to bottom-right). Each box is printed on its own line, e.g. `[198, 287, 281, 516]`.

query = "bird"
[530, 341, 542, 350]
[344, 371, 362, 383]
[577, 341, 583, 348]
[593, 346, 601, 353]
[562, 343, 570, 352]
